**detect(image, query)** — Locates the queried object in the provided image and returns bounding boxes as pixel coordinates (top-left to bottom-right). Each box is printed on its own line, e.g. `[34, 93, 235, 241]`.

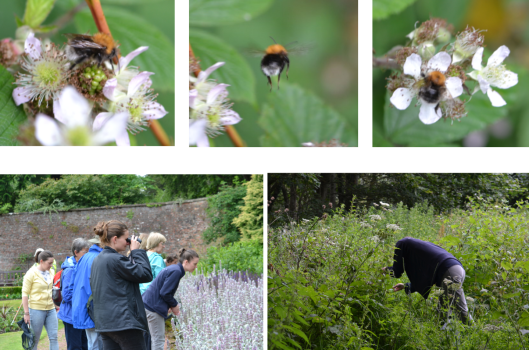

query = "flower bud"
[418, 42, 436, 61]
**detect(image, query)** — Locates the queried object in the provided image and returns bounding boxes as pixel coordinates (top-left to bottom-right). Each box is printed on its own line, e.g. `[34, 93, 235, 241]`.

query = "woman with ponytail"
[142, 248, 199, 350]
[90, 220, 153, 350]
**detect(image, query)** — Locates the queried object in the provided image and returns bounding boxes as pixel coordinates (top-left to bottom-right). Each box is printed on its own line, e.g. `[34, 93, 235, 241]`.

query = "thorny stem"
[187, 41, 247, 148]
[85, 0, 170, 146]
[373, 46, 404, 70]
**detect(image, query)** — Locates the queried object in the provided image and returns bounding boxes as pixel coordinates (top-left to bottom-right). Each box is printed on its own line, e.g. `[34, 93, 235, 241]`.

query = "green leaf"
[373, 0, 418, 20]
[190, 29, 256, 105]
[190, 0, 274, 26]
[519, 311, 529, 328]
[270, 338, 297, 350]
[491, 310, 505, 320]
[502, 292, 520, 299]
[274, 306, 287, 319]
[75, 7, 174, 92]
[259, 84, 357, 147]
[24, 0, 56, 28]
[282, 325, 309, 344]
[502, 261, 513, 271]
[0, 65, 26, 146]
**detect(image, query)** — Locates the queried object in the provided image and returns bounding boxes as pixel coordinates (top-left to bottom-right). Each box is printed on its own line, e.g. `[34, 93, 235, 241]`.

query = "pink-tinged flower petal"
[390, 88, 413, 110]
[220, 110, 241, 126]
[419, 102, 442, 125]
[302, 142, 315, 147]
[143, 102, 168, 120]
[207, 84, 229, 105]
[427, 52, 451, 73]
[196, 62, 225, 84]
[488, 45, 510, 67]
[472, 47, 484, 71]
[93, 112, 129, 146]
[53, 97, 66, 124]
[103, 78, 118, 100]
[93, 112, 113, 131]
[445, 77, 463, 98]
[189, 89, 198, 108]
[35, 114, 63, 146]
[24, 33, 41, 60]
[128, 71, 154, 97]
[118, 46, 148, 71]
[12, 87, 31, 106]
[115, 129, 131, 146]
[189, 119, 208, 147]
[403, 54, 421, 79]
[487, 89, 506, 107]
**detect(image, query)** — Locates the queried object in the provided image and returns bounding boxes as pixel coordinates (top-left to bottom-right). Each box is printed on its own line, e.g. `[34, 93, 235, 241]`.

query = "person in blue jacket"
[57, 238, 91, 350]
[142, 248, 199, 350]
[70, 235, 104, 350]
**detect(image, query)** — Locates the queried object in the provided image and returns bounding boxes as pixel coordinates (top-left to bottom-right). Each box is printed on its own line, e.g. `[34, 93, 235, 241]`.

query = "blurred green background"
[373, 0, 529, 147]
[0, 0, 174, 146]
[191, 0, 358, 147]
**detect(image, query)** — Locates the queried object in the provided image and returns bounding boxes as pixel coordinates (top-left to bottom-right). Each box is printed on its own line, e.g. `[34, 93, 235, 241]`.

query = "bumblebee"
[65, 33, 119, 71]
[418, 71, 447, 113]
[261, 37, 291, 91]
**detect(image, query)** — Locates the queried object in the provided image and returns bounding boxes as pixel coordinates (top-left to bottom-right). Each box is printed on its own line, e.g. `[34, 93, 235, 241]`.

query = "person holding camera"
[91, 220, 153, 350]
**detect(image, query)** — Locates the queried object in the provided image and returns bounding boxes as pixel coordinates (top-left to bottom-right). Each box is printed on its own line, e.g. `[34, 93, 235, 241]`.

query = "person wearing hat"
[69, 235, 104, 350]
[57, 238, 91, 350]
[22, 250, 59, 350]
[33, 248, 57, 274]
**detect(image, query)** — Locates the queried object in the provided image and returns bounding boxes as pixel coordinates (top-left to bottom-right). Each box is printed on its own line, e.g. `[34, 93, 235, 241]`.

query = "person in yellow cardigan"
[22, 250, 59, 350]
[33, 248, 56, 274]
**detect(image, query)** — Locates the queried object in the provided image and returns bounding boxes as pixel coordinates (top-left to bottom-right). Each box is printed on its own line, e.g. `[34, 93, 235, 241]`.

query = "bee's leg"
[69, 56, 87, 71]
[435, 103, 441, 115]
[267, 76, 272, 92]
[286, 59, 290, 80]
[277, 72, 281, 90]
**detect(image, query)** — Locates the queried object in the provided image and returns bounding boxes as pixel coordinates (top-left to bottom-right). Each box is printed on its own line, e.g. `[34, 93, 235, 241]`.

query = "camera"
[126, 237, 142, 244]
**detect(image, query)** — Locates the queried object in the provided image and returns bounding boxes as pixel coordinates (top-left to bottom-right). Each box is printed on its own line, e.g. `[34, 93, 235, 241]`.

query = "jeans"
[29, 308, 59, 350]
[64, 321, 88, 350]
[437, 264, 474, 325]
[100, 329, 147, 350]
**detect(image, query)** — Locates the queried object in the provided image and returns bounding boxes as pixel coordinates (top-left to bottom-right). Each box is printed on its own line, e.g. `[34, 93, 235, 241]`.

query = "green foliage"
[269, 200, 529, 349]
[190, 0, 274, 27]
[146, 175, 243, 200]
[200, 240, 263, 275]
[0, 65, 27, 146]
[233, 175, 263, 242]
[0, 203, 12, 214]
[27, 221, 38, 234]
[14, 175, 150, 213]
[23, 0, 56, 29]
[126, 210, 134, 220]
[0, 287, 22, 295]
[203, 181, 247, 244]
[373, 0, 418, 20]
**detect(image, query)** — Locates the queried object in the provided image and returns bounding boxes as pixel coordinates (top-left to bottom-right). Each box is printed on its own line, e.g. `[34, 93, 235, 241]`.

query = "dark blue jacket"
[142, 262, 185, 319]
[387, 237, 462, 299]
[57, 256, 76, 324]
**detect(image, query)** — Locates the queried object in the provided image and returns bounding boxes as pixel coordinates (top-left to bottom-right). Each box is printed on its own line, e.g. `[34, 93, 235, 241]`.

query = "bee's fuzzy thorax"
[93, 33, 116, 54]
[266, 44, 287, 55]
[428, 71, 446, 86]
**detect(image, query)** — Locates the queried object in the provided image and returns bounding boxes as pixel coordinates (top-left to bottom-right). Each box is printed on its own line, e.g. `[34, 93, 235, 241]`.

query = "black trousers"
[64, 321, 88, 350]
[100, 329, 147, 350]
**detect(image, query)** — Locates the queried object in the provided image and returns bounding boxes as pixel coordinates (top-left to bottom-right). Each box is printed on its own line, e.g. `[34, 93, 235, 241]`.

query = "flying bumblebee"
[64, 33, 119, 71]
[247, 37, 313, 91]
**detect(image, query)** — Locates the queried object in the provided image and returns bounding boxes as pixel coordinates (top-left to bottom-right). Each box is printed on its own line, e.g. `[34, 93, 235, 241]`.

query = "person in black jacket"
[382, 237, 472, 325]
[90, 220, 153, 350]
[142, 248, 199, 350]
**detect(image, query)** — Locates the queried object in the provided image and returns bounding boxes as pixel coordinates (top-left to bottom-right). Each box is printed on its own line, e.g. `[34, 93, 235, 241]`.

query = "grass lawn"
[0, 299, 64, 348]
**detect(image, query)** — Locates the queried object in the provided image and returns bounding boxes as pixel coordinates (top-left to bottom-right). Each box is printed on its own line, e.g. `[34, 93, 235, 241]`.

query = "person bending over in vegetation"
[382, 237, 473, 325]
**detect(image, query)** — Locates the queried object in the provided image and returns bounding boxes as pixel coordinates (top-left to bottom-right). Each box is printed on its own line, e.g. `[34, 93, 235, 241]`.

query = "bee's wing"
[241, 48, 266, 58]
[63, 34, 106, 49]
[286, 41, 317, 56]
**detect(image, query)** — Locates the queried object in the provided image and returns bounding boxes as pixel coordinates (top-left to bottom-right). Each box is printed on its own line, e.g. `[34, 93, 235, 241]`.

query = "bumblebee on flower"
[390, 51, 464, 124]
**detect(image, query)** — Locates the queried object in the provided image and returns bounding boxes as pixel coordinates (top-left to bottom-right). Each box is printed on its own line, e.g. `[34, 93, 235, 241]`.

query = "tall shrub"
[233, 175, 263, 242]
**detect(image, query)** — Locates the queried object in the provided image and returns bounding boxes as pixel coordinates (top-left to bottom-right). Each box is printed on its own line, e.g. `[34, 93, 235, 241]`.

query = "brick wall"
[0, 199, 209, 270]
